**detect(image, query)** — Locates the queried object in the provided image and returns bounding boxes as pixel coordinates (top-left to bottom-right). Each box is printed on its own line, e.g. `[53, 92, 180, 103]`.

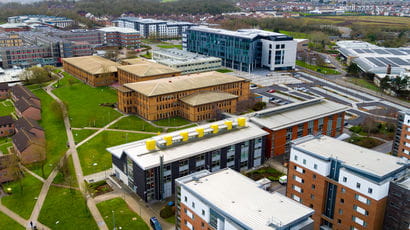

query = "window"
[313, 174, 316, 179]
[310, 194, 315, 200]
[192, 202, 195, 208]
[368, 188, 373, 194]
[356, 183, 361, 189]
[314, 164, 318, 170]
[184, 196, 187, 202]
[201, 222, 205, 227]
[339, 209, 343, 214]
[312, 184, 316, 190]
[303, 159, 306, 165]
[341, 188, 346, 193]
[338, 219, 341, 224]
[343, 177, 347, 182]
[294, 155, 298, 161]
[202, 210, 205, 216]
[340, 198, 344, 204]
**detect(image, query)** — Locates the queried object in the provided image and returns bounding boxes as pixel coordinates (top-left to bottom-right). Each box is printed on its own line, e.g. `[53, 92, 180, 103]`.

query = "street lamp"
[112, 210, 116, 230]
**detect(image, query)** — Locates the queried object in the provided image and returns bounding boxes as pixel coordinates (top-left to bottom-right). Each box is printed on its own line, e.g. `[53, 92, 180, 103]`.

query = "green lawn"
[0, 137, 12, 154]
[38, 187, 98, 230]
[53, 73, 121, 128]
[153, 116, 192, 127]
[1, 174, 44, 219]
[0, 211, 24, 230]
[246, 167, 285, 181]
[97, 198, 149, 230]
[78, 131, 154, 175]
[215, 68, 233, 73]
[167, 124, 198, 132]
[30, 88, 68, 178]
[110, 116, 162, 132]
[346, 135, 383, 148]
[53, 155, 78, 187]
[296, 60, 340, 75]
[347, 78, 380, 92]
[0, 99, 14, 116]
[73, 129, 98, 144]
[164, 215, 176, 224]
[157, 44, 182, 49]
[279, 30, 310, 39]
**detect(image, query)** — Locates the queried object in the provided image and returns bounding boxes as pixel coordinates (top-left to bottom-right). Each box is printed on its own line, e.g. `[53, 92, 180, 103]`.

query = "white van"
[279, 175, 287, 185]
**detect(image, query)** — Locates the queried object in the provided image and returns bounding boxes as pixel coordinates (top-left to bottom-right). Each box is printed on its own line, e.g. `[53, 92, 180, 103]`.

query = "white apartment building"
[175, 168, 315, 230]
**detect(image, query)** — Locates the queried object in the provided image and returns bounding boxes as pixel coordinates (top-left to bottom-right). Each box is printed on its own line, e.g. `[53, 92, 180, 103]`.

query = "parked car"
[267, 89, 276, 93]
[150, 217, 162, 230]
[279, 175, 287, 185]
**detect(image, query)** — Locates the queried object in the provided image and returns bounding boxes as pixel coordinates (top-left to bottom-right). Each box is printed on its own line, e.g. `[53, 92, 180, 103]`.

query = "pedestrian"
[30, 221, 33, 229]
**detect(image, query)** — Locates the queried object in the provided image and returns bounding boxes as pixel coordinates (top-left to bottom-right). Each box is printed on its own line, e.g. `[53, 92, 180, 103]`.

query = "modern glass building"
[183, 27, 297, 72]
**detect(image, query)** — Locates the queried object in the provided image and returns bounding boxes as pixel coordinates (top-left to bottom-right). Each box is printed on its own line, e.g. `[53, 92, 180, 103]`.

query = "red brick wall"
[179, 203, 215, 230]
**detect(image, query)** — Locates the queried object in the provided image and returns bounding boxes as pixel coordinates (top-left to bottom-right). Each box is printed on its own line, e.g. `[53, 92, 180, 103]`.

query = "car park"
[267, 89, 276, 93]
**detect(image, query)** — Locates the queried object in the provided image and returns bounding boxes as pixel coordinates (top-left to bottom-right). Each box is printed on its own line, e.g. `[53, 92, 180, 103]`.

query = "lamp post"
[112, 210, 116, 230]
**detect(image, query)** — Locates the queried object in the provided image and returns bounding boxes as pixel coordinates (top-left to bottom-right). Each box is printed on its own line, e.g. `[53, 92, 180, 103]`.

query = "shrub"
[252, 102, 266, 111]
[160, 205, 174, 218]
[349, 126, 362, 133]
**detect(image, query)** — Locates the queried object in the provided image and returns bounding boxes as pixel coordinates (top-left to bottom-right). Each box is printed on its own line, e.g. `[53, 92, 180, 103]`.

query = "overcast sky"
[0, 0, 43, 3]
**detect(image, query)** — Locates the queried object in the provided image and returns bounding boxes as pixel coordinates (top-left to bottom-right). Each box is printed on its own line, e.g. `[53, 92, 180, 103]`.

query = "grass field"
[296, 60, 340, 75]
[1, 174, 44, 219]
[30, 88, 68, 178]
[53, 73, 121, 128]
[97, 198, 149, 230]
[0, 211, 24, 230]
[0, 99, 14, 116]
[347, 78, 380, 92]
[38, 187, 98, 230]
[73, 129, 98, 144]
[279, 30, 310, 39]
[153, 116, 191, 127]
[167, 124, 198, 132]
[304, 15, 410, 28]
[78, 131, 154, 175]
[110, 116, 162, 132]
[0, 137, 12, 154]
[157, 44, 182, 49]
[53, 155, 78, 187]
[215, 68, 233, 73]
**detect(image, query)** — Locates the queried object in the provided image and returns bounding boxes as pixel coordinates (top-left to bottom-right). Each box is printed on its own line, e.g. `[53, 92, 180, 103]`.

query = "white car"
[279, 175, 287, 184]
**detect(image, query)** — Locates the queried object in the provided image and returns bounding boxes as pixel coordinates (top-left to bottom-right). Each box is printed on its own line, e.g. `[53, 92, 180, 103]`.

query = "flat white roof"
[293, 135, 409, 178]
[179, 168, 314, 229]
[189, 26, 291, 40]
[97, 26, 138, 34]
[249, 98, 348, 130]
[107, 119, 268, 170]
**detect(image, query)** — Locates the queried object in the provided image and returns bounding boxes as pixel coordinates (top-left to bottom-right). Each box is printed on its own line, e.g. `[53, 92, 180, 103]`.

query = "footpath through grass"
[296, 60, 340, 75]
[38, 186, 98, 230]
[110, 116, 162, 132]
[0, 211, 24, 230]
[30, 88, 68, 178]
[78, 131, 155, 175]
[1, 174, 43, 219]
[53, 73, 121, 128]
[0, 99, 14, 116]
[73, 129, 98, 144]
[97, 198, 149, 230]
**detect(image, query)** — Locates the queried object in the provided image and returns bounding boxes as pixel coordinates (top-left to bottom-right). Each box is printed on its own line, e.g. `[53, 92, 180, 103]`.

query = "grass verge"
[38, 187, 98, 230]
[1, 174, 43, 219]
[0, 211, 24, 230]
[110, 116, 162, 132]
[0, 99, 14, 116]
[78, 131, 154, 175]
[153, 116, 191, 127]
[296, 60, 340, 75]
[97, 198, 149, 230]
[73, 129, 98, 144]
[30, 88, 68, 178]
[53, 73, 121, 128]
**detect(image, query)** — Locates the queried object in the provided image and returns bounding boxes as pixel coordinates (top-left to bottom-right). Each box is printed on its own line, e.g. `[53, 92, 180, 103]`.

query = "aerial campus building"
[392, 110, 410, 160]
[62, 56, 120, 87]
[8, 15, 74, 28]
[287, 135, 409, 230]
[152, 48, 222, 74]
[183, 27, 297, 72]
[114, 17, 194, 38]
[175, 169, 315, 230]
[108, 118, 268, 202]
[116, 71, 250, 121]
[249, 98, 348, 159]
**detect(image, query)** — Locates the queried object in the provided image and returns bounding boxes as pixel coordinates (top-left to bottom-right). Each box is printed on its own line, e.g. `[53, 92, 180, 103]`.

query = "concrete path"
[21, 165, 45, 183]
[75, 115, 127, 148]
[84, 169, 113, 183]
[45, 80, 109, 230]
[372, 141, 393, 154]
[0, 200, 50, 230]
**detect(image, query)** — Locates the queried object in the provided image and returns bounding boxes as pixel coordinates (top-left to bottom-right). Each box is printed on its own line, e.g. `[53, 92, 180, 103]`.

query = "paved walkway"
[84, 169, 113, 183]
[45, 79, 108, 230]
[75, 115, 127, 148]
